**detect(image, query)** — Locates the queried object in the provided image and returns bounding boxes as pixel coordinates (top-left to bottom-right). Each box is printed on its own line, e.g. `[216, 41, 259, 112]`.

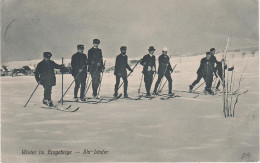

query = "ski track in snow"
[1, 52, 259, 162]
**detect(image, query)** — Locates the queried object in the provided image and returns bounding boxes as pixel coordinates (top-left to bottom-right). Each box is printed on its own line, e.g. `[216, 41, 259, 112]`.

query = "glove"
[228, 66, 234, 71]
[147, 66, 151, 71]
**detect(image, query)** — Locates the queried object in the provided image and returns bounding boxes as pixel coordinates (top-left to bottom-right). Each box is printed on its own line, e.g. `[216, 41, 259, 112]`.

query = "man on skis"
[35, 52, 63, 106]
[87, 39, 105, 98]
[113, 46, 133, 98]
[193, 52, 215, 94]
[140, 46, 156, 97]
[189, 48, 219, 92]
[153, 47, 173, 95]
[71, 44, 88, 101]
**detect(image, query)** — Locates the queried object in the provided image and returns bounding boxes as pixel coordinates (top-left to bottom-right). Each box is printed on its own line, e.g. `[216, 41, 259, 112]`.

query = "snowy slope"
[1, 51, 259, 162]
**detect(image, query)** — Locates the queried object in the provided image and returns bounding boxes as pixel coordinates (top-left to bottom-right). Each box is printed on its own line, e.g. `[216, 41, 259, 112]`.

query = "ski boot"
[48, 101, 54, 107]
[113, 92, 118, 98]
[189, 85, 193, 92]
[74, 96, 79, 102]
[204, 89, 209, 95]
[168, 92, 174, 97]
[153, 91, 159, 95]
[43, 100, 48, 106]
[124, 94, 129, 98]
[208, 89, 215, 95]
[80, 97, 86, 102]
[145, 93, 151, 98]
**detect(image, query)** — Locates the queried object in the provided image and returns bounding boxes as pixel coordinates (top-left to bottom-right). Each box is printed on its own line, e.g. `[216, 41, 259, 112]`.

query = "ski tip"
[72, 107, 80, 112]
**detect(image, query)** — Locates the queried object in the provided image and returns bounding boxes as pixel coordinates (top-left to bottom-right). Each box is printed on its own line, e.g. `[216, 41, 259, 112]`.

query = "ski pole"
[84, 64, 93, 97]
[58, 64, 86, 102]
[62, 57, 64, 105]
[138, 74, 144, 94]
[97, 60, 106, 96]
[158, 64, 177, 93]
[118, 59, 141, 90]
[193, 77, 217, 92]
[24, 83, 40, 107]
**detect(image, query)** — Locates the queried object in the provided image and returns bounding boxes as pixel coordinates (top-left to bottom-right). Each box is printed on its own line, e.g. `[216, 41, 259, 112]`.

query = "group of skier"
[34, 39, 233, 106]
[189, 48, 234, 94]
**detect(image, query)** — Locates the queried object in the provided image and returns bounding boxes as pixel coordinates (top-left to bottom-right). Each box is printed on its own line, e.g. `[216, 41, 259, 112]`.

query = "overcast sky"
[1, 0, 258, 62]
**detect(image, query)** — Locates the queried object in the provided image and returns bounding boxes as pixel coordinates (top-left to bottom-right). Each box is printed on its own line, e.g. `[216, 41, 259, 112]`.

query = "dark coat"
[197, 58, 215, 77]
[140, 54, 156, 74]
[114, 54, 132, 76]
[157, 54, 173, 75]
[87, 47, 104, 73]
[71, 52, 88, 77]
[197, 55, 219, 75]
[35, 60, 62, 86]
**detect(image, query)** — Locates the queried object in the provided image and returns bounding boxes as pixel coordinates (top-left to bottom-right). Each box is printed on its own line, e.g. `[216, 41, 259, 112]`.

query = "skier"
[196, 52, 215, 94]
[189, 48, 219, 92]
[71, 44, 88, 101]
[140, 46, 156, 97]
[35, 52, 63, 106]
[215, 60, 234, 91]
[153, 47, 173, 95]
[87, 39, 105, 98]
[113, 46, 133, 98]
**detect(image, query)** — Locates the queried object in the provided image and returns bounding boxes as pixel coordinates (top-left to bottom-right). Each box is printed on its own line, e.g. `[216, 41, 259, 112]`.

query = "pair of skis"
[41, 104, 79, 112]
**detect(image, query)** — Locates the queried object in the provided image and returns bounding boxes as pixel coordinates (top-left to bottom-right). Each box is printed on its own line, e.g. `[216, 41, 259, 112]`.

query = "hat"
[43, 52, 52, 58]
[210, 48, 215, 51]
[77, 44, 84, 49]
[148, 46, 156, 51]
[93, 39, 100, 44]
[206, 52, 211, 55]
[162, 47, 168, 51]
[120, 46, 127, 50]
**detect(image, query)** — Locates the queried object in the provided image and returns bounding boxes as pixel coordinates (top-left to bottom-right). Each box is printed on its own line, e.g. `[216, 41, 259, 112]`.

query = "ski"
[99, 93, 123, 103]
[41, 104, 80, 112]
[160, 94, 181, 100]
[123, 95, 143, 100]
[63, 98, 103, 104]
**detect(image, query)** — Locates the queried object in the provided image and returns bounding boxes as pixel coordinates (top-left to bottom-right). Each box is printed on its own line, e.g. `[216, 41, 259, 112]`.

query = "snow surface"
[1, 51, 259, 162]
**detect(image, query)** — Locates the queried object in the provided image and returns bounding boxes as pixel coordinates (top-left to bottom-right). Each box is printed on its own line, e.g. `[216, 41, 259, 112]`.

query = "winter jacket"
[71, 52, 88, 77]
[87, 47, 104, 73]
[157, 54, 173, 75]
[140, 54, 156, 74]
[114, 54, 132, 76]
[197, 58, 214, 77]
[197, 55, 219, 75]
[35, 60, 62, 86]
